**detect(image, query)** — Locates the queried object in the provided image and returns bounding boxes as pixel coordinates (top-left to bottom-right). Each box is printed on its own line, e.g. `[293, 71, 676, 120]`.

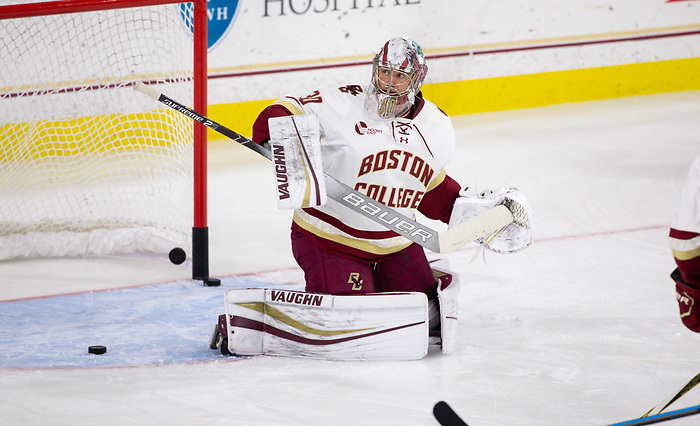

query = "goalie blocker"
[268, 114, 327, 210]
[210, 262, 460, 360]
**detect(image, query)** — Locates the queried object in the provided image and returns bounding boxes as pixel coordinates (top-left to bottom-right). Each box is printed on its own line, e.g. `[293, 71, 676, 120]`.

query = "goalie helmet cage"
[0, 0, 220, 286]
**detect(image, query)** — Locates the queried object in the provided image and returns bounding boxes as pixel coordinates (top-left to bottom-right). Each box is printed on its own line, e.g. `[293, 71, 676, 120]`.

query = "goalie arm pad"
[448, 187, 534, 253]
[417, 174, 462, 223]
[252, 103, 294, 145]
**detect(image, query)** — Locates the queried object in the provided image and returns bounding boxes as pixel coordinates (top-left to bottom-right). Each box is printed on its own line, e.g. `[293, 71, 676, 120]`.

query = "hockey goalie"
[210, 37, 534, 360]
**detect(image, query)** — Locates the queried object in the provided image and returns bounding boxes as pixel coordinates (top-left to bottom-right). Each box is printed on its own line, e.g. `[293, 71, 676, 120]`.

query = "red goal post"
[0, 0, 219, 285]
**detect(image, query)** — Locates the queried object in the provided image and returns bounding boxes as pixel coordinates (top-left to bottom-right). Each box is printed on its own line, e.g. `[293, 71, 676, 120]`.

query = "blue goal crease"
[0, 276, 289, 369]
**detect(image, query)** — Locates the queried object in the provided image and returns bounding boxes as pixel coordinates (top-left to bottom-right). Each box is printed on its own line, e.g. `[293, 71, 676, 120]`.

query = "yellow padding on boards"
[207, 98, 272, 140]
[206, 57, 700, 140]
[4, 57, 697, 150]
[1, 110, 188, 162]
[423, 57, 700, 116]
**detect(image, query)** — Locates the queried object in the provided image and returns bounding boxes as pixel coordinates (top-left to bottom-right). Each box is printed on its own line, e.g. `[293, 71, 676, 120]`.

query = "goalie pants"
[291, 228, 437, 298]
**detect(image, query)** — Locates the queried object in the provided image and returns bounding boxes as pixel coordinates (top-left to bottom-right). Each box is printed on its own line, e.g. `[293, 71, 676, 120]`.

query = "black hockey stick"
[433, 401, 468, 426]
[134, 81, 513, 253]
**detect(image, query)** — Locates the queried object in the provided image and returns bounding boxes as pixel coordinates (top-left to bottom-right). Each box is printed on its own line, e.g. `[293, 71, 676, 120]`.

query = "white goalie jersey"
[270, 85, 456, 258]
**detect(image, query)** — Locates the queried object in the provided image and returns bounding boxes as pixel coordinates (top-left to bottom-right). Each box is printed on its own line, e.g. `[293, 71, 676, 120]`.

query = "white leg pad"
[432, 262, 461, 354]
[224, 289, 429, 360]
[226, 288, 266, 355]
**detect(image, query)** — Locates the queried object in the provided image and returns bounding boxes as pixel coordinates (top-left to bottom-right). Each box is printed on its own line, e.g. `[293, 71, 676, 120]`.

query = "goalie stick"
[134, 81, 514, 253]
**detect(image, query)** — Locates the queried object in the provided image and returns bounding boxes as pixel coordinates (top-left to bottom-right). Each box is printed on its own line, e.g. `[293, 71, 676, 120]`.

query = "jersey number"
[298, 90, 323, 105]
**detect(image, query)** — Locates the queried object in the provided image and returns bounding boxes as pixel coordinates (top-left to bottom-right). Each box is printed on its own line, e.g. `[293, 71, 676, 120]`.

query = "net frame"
[0, 0, 216, 283]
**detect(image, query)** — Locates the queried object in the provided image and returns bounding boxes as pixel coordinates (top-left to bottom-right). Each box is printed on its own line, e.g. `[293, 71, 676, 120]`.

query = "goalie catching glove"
[448, 187, 533, 253]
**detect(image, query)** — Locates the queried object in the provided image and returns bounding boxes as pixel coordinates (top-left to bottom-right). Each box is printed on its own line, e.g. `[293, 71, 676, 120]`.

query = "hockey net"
[0, 0, 201, 261]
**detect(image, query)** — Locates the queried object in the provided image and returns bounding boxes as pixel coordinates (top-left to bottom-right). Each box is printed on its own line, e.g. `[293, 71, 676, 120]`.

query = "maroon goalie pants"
[291, 228, 437, 298]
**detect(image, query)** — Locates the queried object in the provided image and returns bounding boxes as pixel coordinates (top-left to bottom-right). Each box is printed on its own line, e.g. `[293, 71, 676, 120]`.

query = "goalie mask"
[365, 37, 428, 119]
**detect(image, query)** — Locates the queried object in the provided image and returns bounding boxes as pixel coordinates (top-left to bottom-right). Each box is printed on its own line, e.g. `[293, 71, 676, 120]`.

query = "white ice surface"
[1, 91, 700, 425]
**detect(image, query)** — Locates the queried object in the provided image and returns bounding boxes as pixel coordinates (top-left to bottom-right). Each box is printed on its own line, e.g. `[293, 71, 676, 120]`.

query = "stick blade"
[433, 401, 469, 426]
[133, 80, 160, 99]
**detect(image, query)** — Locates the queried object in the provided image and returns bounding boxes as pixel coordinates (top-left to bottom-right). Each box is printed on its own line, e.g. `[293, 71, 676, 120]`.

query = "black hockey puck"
[88, 345, 107, 355]
[169, 247, 186, 265]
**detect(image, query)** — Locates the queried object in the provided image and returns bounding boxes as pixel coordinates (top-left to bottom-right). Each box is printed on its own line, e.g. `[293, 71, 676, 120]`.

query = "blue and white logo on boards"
[179, 0, 240, 52]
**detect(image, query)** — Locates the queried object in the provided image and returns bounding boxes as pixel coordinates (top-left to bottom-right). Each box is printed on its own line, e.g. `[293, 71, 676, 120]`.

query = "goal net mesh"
[0, 1, 195, 260]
